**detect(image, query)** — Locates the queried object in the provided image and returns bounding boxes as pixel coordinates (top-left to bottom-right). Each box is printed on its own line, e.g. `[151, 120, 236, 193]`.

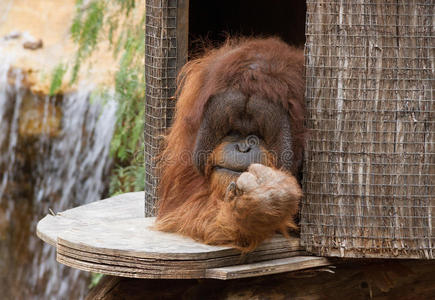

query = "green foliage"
[66, 0, 145, 195]
[49, 63, 67, 96]
[113, 0, 135, 15]
[70, 1, 105, 83]
[109, 164, 145, 195]
[89, 273, 104, 289]
[108, 6, 145, 194]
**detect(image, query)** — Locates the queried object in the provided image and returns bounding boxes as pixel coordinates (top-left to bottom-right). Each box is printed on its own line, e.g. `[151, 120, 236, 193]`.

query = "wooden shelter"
[145, 0, 433, 259]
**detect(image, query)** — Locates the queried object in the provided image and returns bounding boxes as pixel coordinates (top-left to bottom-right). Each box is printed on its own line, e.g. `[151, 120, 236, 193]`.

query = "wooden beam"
[176, 0, 189, 74]
[206, 256, 331, 280]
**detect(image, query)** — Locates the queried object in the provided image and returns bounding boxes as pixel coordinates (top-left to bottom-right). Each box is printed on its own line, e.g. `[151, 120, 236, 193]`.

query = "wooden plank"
[57, 243, 305, 270]
[56, 247, 306, 277]
[176, 0, 189, 74]
[37, 192, 330, 280]
[36, 192, 144, 246]
[57, 217, 301, 260]
[58, 253, 320, 280]
[57, 249, 313, 280]
[206, 256, 331, 280]
[58, 218, 234, 260]
[57, 255, 205, 279]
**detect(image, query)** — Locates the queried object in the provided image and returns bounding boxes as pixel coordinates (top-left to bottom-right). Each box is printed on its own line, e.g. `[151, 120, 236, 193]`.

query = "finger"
[247, 163, 265, 175]
[248, 163, 277, 182]
[236, 172, 258, 192]
[224, 182, 237, 202]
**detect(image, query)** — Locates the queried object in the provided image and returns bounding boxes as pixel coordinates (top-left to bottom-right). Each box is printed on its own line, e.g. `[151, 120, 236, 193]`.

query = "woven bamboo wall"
[301, 0, 434, 258]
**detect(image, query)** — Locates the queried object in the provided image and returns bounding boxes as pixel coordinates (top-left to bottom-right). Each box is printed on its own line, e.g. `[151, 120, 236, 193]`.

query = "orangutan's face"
[193, 89, 295, 185]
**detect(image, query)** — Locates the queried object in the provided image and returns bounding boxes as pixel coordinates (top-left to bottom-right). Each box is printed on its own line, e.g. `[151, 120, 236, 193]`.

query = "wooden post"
[144, 0, 189, 217]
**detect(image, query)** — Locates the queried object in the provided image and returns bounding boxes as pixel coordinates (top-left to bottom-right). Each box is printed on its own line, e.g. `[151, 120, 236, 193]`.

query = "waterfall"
[0, 56, 118, 299]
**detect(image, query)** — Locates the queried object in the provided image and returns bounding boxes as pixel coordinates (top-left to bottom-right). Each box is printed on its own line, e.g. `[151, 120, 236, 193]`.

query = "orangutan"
[156, 37, 306, 252]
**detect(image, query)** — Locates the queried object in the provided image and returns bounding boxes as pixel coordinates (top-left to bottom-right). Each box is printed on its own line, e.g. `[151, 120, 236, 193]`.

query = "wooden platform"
[37, 192, 331, 279]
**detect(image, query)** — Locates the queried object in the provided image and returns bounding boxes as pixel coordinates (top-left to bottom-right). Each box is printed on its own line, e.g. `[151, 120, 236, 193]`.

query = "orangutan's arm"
[215, 164, 302, 251]
[156, 164, 302, 252]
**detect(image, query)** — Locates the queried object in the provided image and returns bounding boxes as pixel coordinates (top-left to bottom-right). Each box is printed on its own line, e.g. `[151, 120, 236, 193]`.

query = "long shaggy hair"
[155, 37, 306, 251]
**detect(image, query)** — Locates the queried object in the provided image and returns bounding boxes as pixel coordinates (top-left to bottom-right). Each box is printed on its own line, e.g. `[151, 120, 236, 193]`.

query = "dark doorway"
[189, 0, 306, 54]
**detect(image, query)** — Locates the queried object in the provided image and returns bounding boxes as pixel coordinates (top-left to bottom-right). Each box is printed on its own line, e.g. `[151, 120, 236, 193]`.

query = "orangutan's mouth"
[213, 166, 244, 176]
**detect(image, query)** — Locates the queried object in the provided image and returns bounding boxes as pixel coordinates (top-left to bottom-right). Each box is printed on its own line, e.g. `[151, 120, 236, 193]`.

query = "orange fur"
[155, 37, 306, 252]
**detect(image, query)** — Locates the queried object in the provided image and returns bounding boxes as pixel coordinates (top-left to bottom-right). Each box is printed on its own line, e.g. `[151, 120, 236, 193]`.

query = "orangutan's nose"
[236, 142, 251, 153]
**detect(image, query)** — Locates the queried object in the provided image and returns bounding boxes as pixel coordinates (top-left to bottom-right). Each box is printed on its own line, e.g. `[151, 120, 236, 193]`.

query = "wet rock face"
[19, 101, 60, 137]
[5, 69, 62, 139]
[0, 66, 118, 299]
[18, 91, 61, 137]
[0, 0, 143, 298]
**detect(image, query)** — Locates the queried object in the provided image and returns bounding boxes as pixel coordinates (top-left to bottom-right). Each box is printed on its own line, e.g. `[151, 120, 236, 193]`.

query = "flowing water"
[0, 56, 117, 299]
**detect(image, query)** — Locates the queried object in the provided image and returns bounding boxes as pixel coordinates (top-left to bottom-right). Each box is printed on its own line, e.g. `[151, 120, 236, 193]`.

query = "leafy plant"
[70, 0, 105, 83]
[52, 0, 145, 288]
[65, 0, 145, 196]
[89, 273, 104, 289]
[49, 63, 67, 96]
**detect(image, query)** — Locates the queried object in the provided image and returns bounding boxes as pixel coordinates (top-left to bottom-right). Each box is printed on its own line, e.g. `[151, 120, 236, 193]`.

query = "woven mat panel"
[145, 0, 177, 217]
[301, 0, 434, 258]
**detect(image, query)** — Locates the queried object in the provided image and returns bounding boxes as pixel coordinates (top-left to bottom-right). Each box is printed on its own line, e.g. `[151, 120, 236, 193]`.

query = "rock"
[23, 39, 43, 50]
[0, 207, 9, 240]
[18, 92, 61, 137]
[3, 31, 21, 40]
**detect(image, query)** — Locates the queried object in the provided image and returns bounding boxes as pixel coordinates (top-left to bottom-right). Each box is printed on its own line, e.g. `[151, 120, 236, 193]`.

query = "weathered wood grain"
[58, 218, 231, 260]
[55, 216, 306, 278]
[37, 192, 330, 280]
[36, 192, 144, 246]
[206, 256, 331, 280]
[57, 243, 305, 269]
[57, 251, 318, 280]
